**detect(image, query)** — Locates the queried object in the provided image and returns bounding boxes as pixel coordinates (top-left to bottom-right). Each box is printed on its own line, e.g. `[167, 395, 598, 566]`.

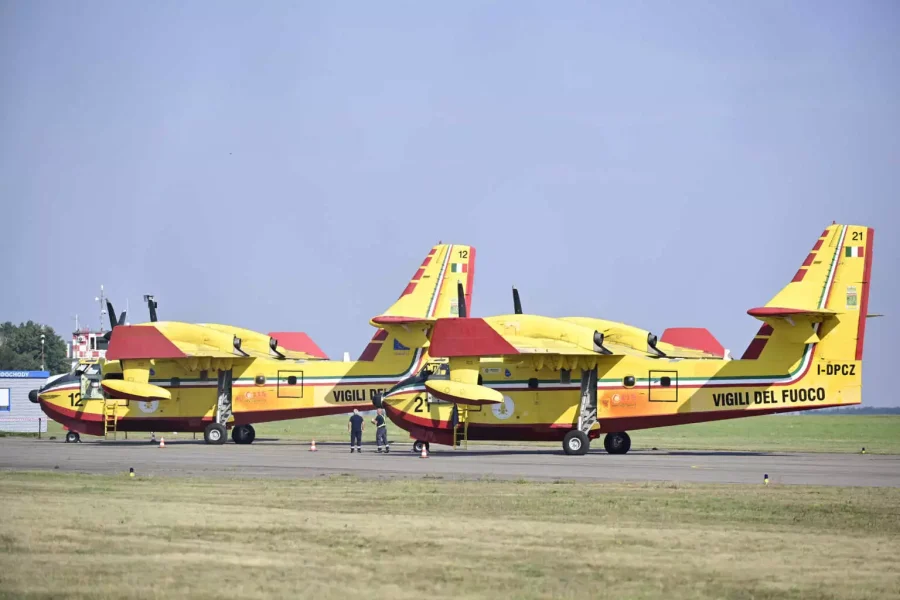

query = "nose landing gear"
[65, 431, 80, 443]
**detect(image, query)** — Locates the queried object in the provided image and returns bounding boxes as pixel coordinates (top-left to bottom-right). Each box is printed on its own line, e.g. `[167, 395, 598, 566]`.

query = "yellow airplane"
[374, 223, 874, 455]
[30, 243, 476, 444]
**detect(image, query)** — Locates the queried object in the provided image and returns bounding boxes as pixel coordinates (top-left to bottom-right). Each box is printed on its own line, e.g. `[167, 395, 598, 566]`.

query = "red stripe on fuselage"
[465, 246, 476, 316]
[740, 337, 768, 359]
[856, 227, 874, 360]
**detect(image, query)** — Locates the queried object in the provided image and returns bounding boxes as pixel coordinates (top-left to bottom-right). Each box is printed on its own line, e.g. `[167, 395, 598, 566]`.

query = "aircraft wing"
[500, 335, 652, 357]
[428, 316, 657, 360]
[107, 324, 255, 360]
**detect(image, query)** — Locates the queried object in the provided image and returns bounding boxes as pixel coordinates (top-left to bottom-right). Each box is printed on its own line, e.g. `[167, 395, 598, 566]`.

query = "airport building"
[0, 370, 49, 433]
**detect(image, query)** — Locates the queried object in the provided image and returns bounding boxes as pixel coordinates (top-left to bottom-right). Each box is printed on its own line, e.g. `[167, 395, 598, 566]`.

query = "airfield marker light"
[861, 447, 867, 454]
[310, 440, 317, 452]
[129, 467, 135, 478]
[764, 473, 769, 486]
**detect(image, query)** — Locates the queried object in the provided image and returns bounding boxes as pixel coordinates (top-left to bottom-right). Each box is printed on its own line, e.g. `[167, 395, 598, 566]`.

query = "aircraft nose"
[372, 392, 384, 410]
[29, 389, 39, 404]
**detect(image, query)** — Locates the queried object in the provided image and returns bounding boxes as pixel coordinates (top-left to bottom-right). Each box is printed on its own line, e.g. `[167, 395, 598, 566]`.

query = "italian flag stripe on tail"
[845, 246, 864, 258]
[450, 262, 468, 273]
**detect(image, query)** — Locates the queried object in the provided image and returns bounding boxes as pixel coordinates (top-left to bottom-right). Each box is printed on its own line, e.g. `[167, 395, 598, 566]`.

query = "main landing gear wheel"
[204, 423, 227, 445]
[604, 432, 631, 455]
[412, 440, 430, 454]
[231, 424, 256, 445]
[563, 430, 589, 456]
[65, 431, 80, 443]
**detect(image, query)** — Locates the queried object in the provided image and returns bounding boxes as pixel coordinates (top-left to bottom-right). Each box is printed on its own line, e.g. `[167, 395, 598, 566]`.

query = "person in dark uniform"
[348, 409, 364, 453]
[372, 408, 389, 453]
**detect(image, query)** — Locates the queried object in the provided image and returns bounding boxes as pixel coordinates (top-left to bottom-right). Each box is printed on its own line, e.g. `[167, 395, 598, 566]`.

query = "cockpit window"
[75, 364, 101, 376]
[416, 363, 449, 381]
[385, 363, 450, 398]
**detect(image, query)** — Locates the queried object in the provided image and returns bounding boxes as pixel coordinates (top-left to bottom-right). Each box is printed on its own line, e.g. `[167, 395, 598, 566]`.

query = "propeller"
[456, 281, 467, 318]
[512, 286, 522, 314]
[102, 301, 127, 342]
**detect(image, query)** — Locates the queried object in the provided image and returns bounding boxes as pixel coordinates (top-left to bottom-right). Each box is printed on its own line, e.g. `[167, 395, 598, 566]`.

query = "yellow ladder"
[103, 401, 119, 439]
[453, 406, 469, 449]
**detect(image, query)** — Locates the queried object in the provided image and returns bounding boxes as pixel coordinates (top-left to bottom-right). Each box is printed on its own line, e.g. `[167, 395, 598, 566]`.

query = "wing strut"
[576, 367, 598, 436]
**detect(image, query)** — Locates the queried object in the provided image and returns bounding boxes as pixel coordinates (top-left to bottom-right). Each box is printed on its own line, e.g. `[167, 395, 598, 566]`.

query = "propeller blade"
[144, 295, 158, 322]
[118, 311, 126, 326]
[512, 287, 522, 314]
[457, 281, 467, 318]
[106, 301, 118, 329]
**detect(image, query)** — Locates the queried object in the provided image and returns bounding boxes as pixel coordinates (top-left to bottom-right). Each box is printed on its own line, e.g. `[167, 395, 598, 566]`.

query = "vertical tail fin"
[359, 244, 476, 361]
[742, 224, 874, 362]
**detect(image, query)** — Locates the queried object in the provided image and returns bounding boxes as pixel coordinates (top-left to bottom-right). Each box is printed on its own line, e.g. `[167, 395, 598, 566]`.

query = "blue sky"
[1, 1, 896, 404]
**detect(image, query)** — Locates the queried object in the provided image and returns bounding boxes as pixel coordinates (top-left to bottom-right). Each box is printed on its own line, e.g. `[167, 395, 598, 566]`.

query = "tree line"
[0, 322, 69, 374]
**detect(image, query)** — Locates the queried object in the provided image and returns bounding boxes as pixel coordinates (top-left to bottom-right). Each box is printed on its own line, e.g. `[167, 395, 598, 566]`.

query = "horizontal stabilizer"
[747, 307, 837, 320]
[101, 380, 171, 402]
[267, 332, 328, 359]
[660, 328, 725, 357]
[425, 380, 503, 406]
[369, 316, 436, 326]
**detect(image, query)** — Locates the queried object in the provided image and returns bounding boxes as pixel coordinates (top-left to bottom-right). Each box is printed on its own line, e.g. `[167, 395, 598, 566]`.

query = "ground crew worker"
[372, 408, 389, 453]
[348, 409, 364, 453]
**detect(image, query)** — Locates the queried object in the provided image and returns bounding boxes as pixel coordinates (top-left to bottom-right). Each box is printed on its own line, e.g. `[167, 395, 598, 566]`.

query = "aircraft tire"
[563, 430, 589, 456]
[65, 431, 80, 443]
[604, 432, 631, 454]
[412, 440, 430, 453]
[204, 423, 227, 445]
[232, 425, 256, 445]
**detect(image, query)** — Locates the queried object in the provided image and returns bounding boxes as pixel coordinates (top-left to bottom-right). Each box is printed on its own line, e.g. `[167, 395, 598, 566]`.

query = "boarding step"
[103, 401, 119, 440]
[452, 405, 469, 449]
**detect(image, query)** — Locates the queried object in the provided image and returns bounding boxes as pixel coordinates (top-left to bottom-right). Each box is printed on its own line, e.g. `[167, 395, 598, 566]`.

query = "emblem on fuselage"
[492, 395, 515, 420]
[138, 400, 159, 414]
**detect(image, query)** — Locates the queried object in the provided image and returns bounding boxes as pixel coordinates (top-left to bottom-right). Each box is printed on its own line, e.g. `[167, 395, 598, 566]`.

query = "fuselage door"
[648, 370, 678, 403]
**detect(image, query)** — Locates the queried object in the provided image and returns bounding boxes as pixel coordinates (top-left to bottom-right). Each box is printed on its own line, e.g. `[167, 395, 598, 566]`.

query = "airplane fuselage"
[37, 349, 426, 437]
[380, 344, 861, 448]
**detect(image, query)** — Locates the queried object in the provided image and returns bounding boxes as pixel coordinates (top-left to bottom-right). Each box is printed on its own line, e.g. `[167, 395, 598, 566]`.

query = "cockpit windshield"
[384, 362, 449, 397]
[74, 363, 101, 377]
[417, 363, 449, 381]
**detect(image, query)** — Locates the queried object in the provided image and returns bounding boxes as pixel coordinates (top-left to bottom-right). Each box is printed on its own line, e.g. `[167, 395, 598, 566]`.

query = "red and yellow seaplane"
[31, 243, 476, 444]
[374, 223, 874, 455]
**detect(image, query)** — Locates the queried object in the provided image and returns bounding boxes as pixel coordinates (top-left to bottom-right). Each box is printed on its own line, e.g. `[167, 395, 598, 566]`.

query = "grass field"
[0, 471, 898, 599]
[14, 414, 900, 454]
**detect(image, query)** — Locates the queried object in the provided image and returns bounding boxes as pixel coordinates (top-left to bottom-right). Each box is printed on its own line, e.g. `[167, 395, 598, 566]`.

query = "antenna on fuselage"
[95, 285, 107, 332]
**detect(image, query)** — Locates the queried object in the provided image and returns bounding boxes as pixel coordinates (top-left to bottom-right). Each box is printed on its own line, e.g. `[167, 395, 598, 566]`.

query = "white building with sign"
[0, 370, 50, 433]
